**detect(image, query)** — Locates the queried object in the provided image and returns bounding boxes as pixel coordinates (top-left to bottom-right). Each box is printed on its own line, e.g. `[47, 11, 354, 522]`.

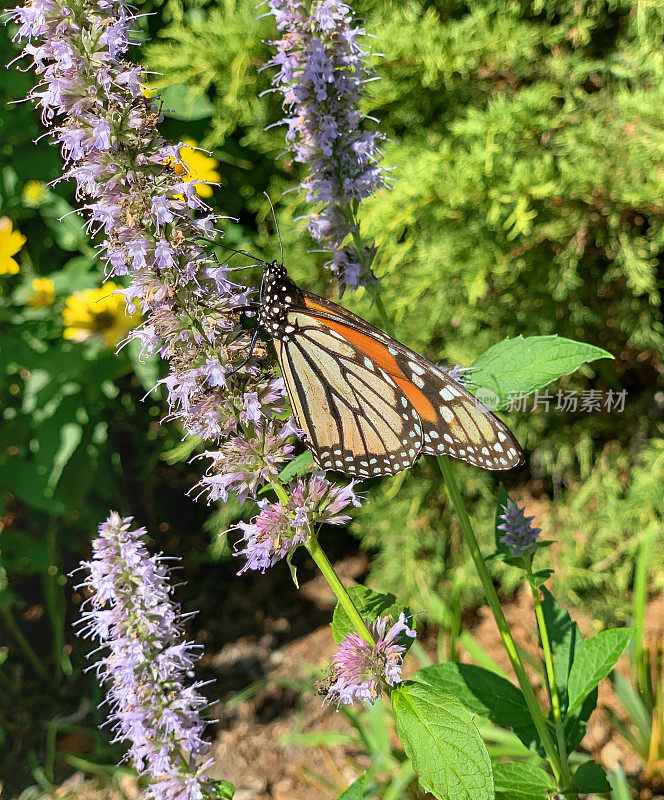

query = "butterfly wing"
[275, 314, 424, 477]
[277, 292, 524, 473]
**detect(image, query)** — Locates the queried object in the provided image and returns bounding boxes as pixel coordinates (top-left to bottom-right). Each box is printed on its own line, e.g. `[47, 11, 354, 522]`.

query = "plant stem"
[44, 520, 71, 681]
[269, 481, 374, 646]
[364, 277, 565, 784]
[305, 532, 375, 646]
[531, 581, 572, 786]
[0, 606, 49, 681]
[437, 455, 564, 784]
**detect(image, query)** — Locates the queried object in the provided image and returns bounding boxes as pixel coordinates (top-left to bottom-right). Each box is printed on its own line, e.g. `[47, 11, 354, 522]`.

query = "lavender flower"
[235, 474, 362, 573]
[76, 513, 213, 800]
[6, 0, 297, 505]
[9, 0, 366, 581]
[498, 499, 541, 556]
[266, 0, 385, 291]
[325, 613, 416, 705]
[445, 364, 476, 388]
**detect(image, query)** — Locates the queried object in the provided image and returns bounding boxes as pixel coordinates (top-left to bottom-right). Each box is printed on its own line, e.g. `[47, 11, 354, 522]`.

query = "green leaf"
[392, 682, 493, 800]
[209, 780, 235, 799]
[492, 761, 555, 800]
[160, 84, 214, 120]
[279, 450, 315, 481]
[162, 434, 203, 465]
[46, 421, 83, 496]
[471, 335, 613, 410]
[526, 570, 554, 588]
[337, 773, 367, 800]
[539, 587, 580, 713]
[567, 760, 611, 794]
[411, 663, 534, 747]
[331, 586, 411, 651]
[566, 628, 633, 715]
[127, 337, 160, 392]
[564, 687, 597, 752]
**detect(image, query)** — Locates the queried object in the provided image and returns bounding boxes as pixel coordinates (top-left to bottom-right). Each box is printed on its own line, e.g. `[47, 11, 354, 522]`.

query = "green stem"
[44, 520, 69, 681]
[364, 275, 564, 784]
[305, 532, 375, 647]
[437, 455, 564, 784]
[0, 606, 49, 681]
[269, 481, 374, 646]
[531, 581, 572, 786]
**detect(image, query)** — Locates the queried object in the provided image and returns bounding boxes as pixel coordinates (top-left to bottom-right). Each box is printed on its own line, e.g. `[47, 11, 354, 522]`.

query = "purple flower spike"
[76, 513, 214, 800]
[266, 0, 386, 291]
[498, 499, 542, 556]
[325, 613, 416, 705]
[7, 0, 298, 504]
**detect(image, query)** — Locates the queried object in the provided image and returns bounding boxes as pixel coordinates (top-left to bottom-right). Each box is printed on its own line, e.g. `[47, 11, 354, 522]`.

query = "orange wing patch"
[306, 313, 438, 423]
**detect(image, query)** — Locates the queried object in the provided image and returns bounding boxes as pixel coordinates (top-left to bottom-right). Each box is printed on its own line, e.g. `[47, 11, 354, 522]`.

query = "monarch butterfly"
[251, 260, 524, 478]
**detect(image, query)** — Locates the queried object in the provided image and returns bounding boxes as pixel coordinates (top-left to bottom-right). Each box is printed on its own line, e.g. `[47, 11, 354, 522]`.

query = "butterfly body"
[257, 261, 524, 477]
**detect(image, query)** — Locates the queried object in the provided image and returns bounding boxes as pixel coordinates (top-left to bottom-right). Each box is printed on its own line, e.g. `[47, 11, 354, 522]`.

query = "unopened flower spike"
[325, 612, 416, 706]
[498, 498, 541, 557]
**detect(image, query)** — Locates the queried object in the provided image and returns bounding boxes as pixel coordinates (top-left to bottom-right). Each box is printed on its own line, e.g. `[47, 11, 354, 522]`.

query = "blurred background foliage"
[2, 0, 664, 793]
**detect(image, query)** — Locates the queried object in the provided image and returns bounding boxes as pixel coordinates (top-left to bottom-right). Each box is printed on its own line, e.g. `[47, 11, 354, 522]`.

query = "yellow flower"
[27, 277, 56, 308]
[62, 283, 141, 347]
[23, 181, 44, 205]
[173, 140, 220, 198]
[0, 217, 26, 275]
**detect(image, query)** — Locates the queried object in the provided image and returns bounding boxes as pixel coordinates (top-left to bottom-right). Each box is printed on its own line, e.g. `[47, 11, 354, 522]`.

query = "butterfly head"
[258, 261, 302, 341]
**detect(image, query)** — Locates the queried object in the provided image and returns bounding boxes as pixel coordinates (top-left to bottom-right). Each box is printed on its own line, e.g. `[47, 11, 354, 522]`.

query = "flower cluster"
[8, 0, 365, 566]
[325, 613, 416, 705]
[76, 513, 214, 800]
[498, 499, 542, 557]
[7, 0, 291, 502]
[236, 473, 362, 573]
[266, 0, 385, 290]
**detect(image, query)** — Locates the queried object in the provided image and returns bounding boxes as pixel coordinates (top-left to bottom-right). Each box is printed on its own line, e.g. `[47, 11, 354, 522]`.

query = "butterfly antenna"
[263, 191, 284, 266]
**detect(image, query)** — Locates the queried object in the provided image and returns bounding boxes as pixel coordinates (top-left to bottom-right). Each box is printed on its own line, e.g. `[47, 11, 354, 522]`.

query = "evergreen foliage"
[143, 0, 664, 620]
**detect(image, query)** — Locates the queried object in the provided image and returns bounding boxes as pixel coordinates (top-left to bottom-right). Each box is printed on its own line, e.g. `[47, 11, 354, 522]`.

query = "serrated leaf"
[492, 761, 555, 800]
[411, 663, 533, 744]
[337, 773, 367, 800]
[279, 450, 315, 481]
[331, 586, 411, 651]
[567, 760, 611, 793]
[566, 628, 633, 715]
[392, 682, 493, 800]
[471, 335, 612, 410]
